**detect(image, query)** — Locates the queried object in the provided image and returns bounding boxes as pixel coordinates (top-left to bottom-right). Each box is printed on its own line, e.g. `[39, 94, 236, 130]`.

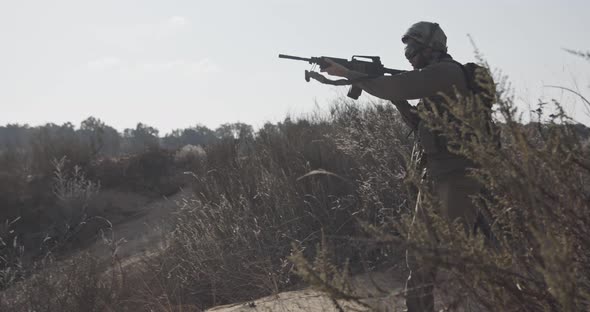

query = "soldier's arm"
[391, 99, 419, 130]
[345, 61, 467, 101]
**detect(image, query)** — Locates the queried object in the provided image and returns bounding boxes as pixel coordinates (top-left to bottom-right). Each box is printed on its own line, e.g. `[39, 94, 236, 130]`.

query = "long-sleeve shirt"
[346, 60, 469, 102]
[346, 58, 474, 178]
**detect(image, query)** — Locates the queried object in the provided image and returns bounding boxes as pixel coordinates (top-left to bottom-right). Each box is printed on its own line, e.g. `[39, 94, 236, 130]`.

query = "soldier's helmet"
[401, 21, 447, 52]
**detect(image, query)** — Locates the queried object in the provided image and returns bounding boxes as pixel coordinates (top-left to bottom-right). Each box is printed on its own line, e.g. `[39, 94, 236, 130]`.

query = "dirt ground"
[206, 268, 409, 312]
[86, 187, 191, 267]
[84, 188, 411, 311]
[83, 189, 466, 312]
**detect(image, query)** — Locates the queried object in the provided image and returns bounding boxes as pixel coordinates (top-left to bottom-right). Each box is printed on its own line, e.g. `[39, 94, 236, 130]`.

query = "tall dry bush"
[0, 217, 25, 289]
[0, 165, 137, 311]
[145, 111, 411, 309]
[0, 252, 132, 312]
[87, 148, 181, 197]
[0, 147, 30, 222]
[393, 53, 590, 311]
[330, 100, 415, 234]
[47, 156, 101, 251]
[0, 158, 103, 291]
[293, 53, 590, 311]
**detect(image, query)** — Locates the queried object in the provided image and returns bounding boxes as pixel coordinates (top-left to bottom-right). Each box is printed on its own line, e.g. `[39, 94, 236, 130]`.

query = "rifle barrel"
[278, 54, 313, 63]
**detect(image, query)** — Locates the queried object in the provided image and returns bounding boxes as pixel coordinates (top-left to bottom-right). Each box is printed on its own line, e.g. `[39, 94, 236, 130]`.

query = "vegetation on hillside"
[292, 52, 590, 311]
[0, 51, 589, 311]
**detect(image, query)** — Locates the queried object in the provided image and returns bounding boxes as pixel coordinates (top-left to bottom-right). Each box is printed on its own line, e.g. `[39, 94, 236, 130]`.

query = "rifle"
[278, 54, 405, 99]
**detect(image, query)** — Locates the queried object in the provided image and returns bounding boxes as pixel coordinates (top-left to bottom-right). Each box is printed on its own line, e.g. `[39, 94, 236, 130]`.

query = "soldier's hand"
[320, 58, 349, 78]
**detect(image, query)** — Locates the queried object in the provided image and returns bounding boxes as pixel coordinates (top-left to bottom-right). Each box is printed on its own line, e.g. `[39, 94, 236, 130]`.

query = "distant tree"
[187, 125, 217, 144]
[0, 124, 31, 151]
[29, 123, 92, 175]
[215, 122, 254, 140]
[162, 124, 217, 150]
[0, 124, 31, 176]
[79, 117, 121, 156]
[122, 123, 160, 153]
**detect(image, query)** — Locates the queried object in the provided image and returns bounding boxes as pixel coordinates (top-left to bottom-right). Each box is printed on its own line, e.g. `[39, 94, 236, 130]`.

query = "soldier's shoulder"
[433, 58, 463, 69]
[421, 59, 464, 76]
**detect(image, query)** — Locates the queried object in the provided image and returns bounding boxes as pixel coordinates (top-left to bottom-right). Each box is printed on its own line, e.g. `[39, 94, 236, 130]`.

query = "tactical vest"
[414, 60, 495, 177]
[417, 60, 495, 156]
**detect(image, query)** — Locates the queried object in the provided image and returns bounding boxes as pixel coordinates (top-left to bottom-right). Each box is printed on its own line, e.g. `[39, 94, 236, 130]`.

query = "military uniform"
[345, 41, 481, 312]
[306, 20, 486, 311]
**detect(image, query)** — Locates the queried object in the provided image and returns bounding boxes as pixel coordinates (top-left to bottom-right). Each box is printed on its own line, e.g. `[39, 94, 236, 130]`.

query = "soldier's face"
[404, 39, 430, 69]
[404, 40, 420, 61]
[408, 54, 421, 69]
[410, 53, 430, 69]
[407, 48, 432, 69]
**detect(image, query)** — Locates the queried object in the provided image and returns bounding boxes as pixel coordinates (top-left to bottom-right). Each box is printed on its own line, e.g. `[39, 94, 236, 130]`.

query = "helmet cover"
[402, 21, 447, 52]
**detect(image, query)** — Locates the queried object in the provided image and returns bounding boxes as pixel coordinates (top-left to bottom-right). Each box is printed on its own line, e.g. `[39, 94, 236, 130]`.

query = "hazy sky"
[1, 0, 589, 134]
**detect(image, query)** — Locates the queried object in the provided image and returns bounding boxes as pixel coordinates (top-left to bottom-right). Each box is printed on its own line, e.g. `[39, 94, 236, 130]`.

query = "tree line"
[0, 117, 255, 157]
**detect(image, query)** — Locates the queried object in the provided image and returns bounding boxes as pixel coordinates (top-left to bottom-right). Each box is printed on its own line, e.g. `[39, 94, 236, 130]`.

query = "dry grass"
[292, 54, 590, 311]
[137, 111, 411, 309]
[0, 52, 589, 312]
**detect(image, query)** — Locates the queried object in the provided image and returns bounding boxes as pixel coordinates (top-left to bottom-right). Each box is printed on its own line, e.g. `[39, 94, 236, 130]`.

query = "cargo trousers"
[404, 170, 482, 312]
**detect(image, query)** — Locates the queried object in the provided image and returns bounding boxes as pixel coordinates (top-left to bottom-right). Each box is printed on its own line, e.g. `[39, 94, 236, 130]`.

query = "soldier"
[319, 21, 485, 311]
